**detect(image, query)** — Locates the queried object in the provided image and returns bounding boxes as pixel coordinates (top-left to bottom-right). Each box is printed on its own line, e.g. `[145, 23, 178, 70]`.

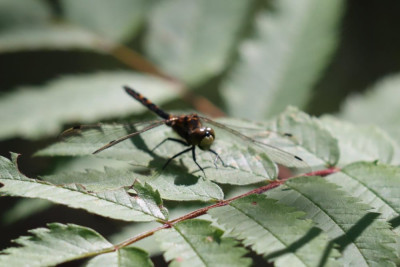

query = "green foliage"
[327, 162, 400, 221]
[268, 177, 397, 266]
[0, 153, 168, 222]
[267, 107, 340, 167]
[42, 167, 224, 202]
[87, 247, 153, 267]
[145, 0, 252, 86]
[2, 0, 400, 266]
[154, 219, 251, 267]
[61, 0, 151, 42]
[0, 223, 113, 266]
[209, 194, 340, 267]
[0, 72, 178, 139]
[340, 74, 400, 146]
[221, 0, 344, 119]
[0, 0, 108, 52]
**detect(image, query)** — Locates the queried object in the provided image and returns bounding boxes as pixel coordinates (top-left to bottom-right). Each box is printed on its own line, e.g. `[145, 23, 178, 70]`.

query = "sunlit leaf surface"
[268, 177, 397, 266]
[0, 223, 112, 266]
[209, 194, 340, 267]
[0, 154, 168, 222]
[155, 219, 251, 267]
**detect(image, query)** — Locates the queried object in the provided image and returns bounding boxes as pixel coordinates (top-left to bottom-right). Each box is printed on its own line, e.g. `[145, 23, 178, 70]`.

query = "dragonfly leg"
[152, 137, 188, 152]
[191, 146, 206, 177]
[209, 149, 225, 168]
[162, 146, 192, 170]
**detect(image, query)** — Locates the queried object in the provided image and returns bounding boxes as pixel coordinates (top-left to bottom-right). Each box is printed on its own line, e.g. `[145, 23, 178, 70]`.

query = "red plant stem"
[113, 166, 340, 250]
[302, 166, 340, 177]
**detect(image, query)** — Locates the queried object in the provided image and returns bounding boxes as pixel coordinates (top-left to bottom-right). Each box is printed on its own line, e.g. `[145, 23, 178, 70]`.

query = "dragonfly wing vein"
[199, 116, 309, 169]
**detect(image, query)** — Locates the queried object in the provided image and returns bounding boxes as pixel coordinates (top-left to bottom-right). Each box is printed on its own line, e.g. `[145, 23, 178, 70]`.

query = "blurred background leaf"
[221, 0, 344, 119]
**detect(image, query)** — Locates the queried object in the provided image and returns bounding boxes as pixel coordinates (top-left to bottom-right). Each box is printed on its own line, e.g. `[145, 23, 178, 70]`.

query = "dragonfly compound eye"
[199, 127, 215, 150]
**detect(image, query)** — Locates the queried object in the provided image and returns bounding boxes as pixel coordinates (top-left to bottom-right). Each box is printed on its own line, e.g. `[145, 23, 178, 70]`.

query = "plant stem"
[113, 166, 340, 250]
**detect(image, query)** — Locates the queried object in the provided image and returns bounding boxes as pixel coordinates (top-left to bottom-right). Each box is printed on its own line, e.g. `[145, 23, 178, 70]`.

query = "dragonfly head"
[198, 127, 215, 150]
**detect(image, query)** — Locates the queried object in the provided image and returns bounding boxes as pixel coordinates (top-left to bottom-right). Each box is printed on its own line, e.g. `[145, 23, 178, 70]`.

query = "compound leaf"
[43, 167, 223, 202]
[265, 107, 339, 168]
[268, 177, 397, 266]
[87, 247, 153, 267]
[327, 162, 400, 223]
[320, 116, 395, 165]
[154, 219, 251, 267]
[0, 223, 112, 266]
[0, 153, 168, 222]
[209, 194, 340, 267]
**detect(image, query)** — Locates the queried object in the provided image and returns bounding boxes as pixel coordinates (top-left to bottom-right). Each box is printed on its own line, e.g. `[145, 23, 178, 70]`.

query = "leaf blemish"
[0, 182, 3, 188]
[206, 236, 214, 242]
[176, 257, 183, 262]
[251, 201, 257, 205]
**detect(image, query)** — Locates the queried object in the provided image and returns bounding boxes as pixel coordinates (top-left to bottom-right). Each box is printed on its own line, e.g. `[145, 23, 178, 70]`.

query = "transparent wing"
[199, 116, 309, 170]
[60, 120, 166, 154]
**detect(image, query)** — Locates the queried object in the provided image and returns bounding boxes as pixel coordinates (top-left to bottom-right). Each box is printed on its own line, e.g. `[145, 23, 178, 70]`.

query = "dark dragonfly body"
[95, 86, 223, 175]
[64, 86, 308, 177]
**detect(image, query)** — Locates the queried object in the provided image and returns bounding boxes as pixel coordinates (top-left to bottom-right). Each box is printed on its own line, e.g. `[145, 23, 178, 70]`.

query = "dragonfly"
[62, 86, 308, 177]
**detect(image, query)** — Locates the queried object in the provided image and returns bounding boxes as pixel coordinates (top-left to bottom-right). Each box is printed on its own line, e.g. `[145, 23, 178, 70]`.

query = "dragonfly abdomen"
[124, 86, 171, 120]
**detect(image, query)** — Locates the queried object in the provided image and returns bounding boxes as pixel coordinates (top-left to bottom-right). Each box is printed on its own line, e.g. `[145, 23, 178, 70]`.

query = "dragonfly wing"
[199, 116, 310, 170]
[60, 120, 166, 154]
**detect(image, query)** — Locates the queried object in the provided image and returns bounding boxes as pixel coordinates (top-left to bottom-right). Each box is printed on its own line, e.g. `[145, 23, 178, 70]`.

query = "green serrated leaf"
[155, 219, 251, 267]
[340, 74, 400, 151]
[0, 223, 112, 266]
[87, 247, 153, 267]
[36, 118, 283, 184]
[221, 0, 344, 119]
[0, 153, 167, 222]
[0, 72, 178, 140]
[327, 162, 400, 223]
[320, 116, 395, 165]
[266, 107, 339, 167]
[268, 176, 397, 266]
[61, 0, 151, 42]
[209, 194, 339, 267]
[42, 165, 223, 202]
[146, 0, 252, 85]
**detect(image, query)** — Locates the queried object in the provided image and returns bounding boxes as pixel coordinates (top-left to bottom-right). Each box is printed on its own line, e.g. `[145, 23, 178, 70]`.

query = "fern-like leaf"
[43, 167, 224, 202]
[36, 119, 282, 184]
[154, 219, 251, 267]
[86, 247, 153, 267]
[0, 223, 112, 266]
[0, 153, 168, 222]
[327, 162, 400, 222]
[209, 194, 340, 267]
[268, 176, 397, 266]
[265, 107, 339, 167]
[320, 116, 395, 165]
